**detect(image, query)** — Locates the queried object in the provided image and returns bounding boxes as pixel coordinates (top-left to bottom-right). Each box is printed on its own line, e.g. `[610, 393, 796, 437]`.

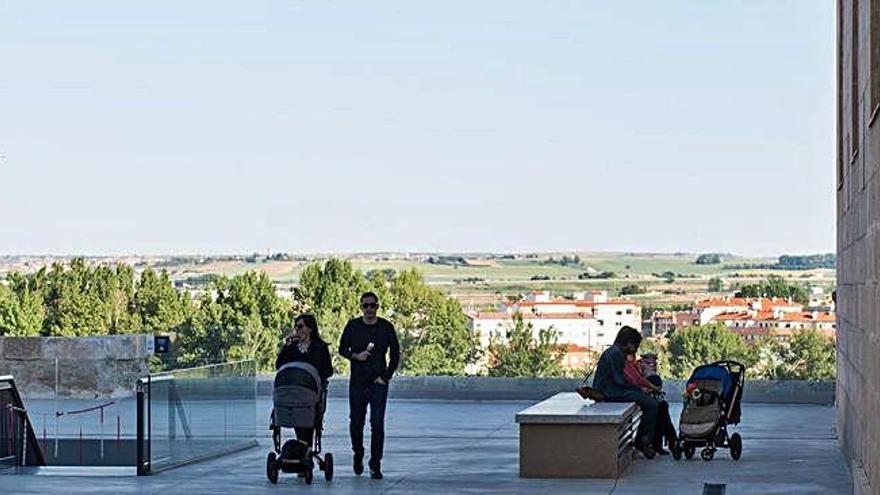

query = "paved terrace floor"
[3, 399, 853, 494]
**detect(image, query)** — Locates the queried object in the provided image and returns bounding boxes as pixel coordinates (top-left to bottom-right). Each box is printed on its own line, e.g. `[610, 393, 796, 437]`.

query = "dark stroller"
[266, 362, 333, 485]
[673, 360, 745, 462]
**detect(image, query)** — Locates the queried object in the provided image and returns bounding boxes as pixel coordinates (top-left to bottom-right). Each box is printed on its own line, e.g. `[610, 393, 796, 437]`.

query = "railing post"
[136, 381, 147, 475]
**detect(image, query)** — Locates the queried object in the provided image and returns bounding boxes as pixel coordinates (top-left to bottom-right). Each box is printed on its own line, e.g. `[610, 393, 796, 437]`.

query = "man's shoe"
[653, 446, 670, 455]
[370, 467, 383, 480]
[353, 453, 364, 475]
[634, 442, 657, 459]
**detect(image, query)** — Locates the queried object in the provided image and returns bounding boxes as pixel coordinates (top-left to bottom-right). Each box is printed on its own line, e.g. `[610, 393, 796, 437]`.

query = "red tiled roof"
[712, 310, 836, 323]
[695, 297, 802, 310]
[564, 343, 593, 353]
[468, 311, 596, 320]
[507, 299, 638, 308]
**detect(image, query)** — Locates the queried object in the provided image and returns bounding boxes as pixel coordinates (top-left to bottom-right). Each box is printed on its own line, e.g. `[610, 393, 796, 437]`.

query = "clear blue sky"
[0, 1, 835, 256]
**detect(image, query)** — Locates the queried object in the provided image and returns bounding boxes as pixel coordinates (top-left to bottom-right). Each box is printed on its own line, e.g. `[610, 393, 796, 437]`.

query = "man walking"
[339, 291, 400, 479]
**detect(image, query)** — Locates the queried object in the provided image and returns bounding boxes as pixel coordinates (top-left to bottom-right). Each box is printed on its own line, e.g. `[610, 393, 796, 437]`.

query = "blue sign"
[154, 335, 171, 354]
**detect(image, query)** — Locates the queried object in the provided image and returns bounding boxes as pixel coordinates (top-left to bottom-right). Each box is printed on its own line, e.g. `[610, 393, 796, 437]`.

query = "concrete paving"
[2, 399, 853, 494]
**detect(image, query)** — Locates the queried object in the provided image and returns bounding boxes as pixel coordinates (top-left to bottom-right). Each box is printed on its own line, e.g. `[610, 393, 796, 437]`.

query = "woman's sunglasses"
[294, 323, 307, 330]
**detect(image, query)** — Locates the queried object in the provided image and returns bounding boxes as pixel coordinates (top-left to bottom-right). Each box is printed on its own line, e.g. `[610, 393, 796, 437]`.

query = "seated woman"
[623, 352, 677, 455]
[276, 314, 334, 447]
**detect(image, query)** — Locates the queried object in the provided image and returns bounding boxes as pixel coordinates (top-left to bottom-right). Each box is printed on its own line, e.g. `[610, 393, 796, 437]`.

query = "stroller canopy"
[687, 363, 733, 400]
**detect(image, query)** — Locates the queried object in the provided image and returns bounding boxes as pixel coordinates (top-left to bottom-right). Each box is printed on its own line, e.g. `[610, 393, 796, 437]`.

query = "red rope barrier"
[55, 401, 116, 418]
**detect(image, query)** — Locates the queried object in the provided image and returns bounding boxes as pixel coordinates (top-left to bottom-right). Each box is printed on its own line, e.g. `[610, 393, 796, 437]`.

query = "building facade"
[837, 2, 880, 493]
[466, 290, 641, 372]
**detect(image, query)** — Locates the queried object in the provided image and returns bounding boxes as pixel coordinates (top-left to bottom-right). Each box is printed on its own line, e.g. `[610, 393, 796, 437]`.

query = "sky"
[0, 1, 835, 256]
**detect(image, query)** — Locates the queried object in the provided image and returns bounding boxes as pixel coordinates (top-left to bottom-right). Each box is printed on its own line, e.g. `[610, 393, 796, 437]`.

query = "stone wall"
[0, 335, 152, 399]
[837, 2, 879, 494]
[257, 375, 837, 404]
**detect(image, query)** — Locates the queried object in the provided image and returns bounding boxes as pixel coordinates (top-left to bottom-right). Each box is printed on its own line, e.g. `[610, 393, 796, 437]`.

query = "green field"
[148, 252, 834, 310]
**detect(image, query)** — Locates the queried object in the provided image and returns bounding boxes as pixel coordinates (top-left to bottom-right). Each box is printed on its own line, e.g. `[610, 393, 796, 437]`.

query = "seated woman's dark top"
[275, 340, 334, 382]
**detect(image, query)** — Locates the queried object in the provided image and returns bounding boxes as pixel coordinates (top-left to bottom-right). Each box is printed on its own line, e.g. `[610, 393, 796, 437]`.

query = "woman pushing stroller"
[276, 314, 334, 445]
[267, 314, 334, 484]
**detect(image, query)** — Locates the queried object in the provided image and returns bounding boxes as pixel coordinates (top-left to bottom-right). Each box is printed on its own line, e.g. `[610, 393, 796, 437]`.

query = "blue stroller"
[672, 360, 745, 462]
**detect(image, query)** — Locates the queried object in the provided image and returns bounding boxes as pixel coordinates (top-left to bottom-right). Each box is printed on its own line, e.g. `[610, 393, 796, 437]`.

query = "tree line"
[642, 323, 835, 381]
[0, 258, 479, 375]
[0, 259, 836, 380]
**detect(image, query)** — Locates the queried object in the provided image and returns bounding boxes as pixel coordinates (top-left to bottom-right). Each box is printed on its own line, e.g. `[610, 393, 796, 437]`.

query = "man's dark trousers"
[349, 382, 388, 468]
[606, 389, 659, 445]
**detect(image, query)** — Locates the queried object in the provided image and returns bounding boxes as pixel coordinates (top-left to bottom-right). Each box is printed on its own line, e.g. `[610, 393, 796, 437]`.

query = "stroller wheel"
[729, 433, 742, 460]
[324, 453, 334, 481]
[684, 445, 695, 460]
[700, 448, 715, 461]
[304, 467, 313, 485]
[266, 452, 279, 484]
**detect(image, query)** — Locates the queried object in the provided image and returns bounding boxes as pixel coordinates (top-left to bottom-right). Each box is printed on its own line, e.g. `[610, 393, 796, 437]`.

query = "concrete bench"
[515, 392, 640, 478]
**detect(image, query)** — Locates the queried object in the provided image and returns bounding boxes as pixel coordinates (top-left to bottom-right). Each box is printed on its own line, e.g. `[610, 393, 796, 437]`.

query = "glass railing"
[136, 360, 257, 474]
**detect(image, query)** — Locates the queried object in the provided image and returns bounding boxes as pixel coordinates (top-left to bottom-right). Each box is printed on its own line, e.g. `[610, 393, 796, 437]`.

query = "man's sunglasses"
[362, 302, 379, 310]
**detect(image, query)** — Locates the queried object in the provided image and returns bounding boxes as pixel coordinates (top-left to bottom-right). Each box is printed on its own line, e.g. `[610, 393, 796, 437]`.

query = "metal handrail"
[137, 360, 254, 385]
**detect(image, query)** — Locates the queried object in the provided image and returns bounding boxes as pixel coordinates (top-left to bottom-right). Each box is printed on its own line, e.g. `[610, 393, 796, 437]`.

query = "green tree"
[41, 259, 111, 336]
[108, 264, 142, 334]
[696, 254, 721, 265]
[135, 268, 189, 334]
[386, 269, 478, 375]
[295, 259, 369, 373]
[1, 272, 45, 336]
[176, 291, 228, 368]
[708, 277, 724, 293]
[619, 284, 646, 296]
[775, 329, 836, 380]
[736, 275, 808, 304]
[487, 315, 565, 378]
[666, 323, 753, 378]
[748, 335, 786, 379]
[176, 271, 290, 372]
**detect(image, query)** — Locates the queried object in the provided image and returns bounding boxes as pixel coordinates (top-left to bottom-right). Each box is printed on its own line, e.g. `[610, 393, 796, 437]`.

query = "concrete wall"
[837, 2, 879, 494]
[257, 375, 836, 404]
[0, 335, 152, 399]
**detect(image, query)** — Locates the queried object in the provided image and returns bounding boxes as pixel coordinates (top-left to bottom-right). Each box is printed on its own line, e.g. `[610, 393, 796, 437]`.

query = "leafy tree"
[736, 275, 808, 304]
[41, 259, 112, 336]
[108, 264, 142, 334]
[487, 315, 565, 378]
[295, 259, 369, 372]
[666, 323, 753, 379]
[708, 277, 724, 293]
[175, 291, 228, 368]
[386, 270, 477, 375]
[0, 273, 45, 336]
[696, 254, 721, 265]
[619, 284, 646, 296]
[176, 271, 290, 372]
[134, 268, 189, 334]
[748, 335, 786, 380]
[775, 329, 836, 380]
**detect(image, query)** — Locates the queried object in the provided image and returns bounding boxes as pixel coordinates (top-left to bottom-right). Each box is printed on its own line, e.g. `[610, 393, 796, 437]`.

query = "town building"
[649, 296, 836, 344]
[466, 290, 641, 372]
